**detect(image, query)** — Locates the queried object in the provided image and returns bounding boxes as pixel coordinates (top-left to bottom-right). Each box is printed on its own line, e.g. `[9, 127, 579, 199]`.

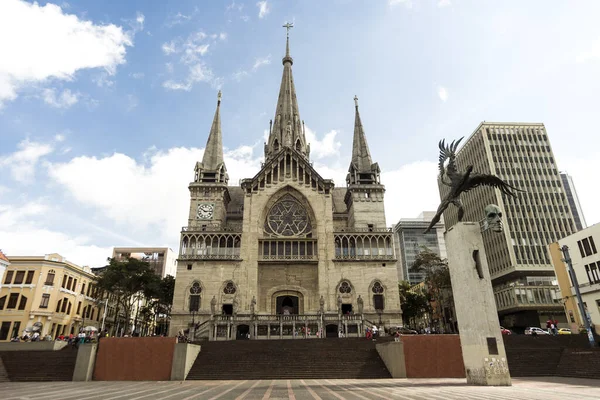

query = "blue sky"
[2, 0, 600, 267]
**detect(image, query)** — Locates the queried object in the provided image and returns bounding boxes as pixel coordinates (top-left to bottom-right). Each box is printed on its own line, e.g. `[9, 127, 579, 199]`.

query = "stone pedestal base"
[445, 222, 511, 386]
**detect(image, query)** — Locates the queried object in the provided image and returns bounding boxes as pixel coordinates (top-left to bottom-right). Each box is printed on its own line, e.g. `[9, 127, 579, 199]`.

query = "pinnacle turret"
[347, 96, 380, 185]
[195, 91, 228, 184]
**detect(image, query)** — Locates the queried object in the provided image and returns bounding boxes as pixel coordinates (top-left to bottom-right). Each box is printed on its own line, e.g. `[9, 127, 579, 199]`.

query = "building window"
[61, 299, 68, 313]
[66, 301, 72, 315]
[0, 295, 6, 310]
[339, 281, 352, 294]
[18, 296, 27, 310]
[81, 283, 86, 295]
[0, 322, 11, 341]
[187, 264, 192, 270]
[25, 271, 34, 284]
[45, 270, 55, 286]
[3, 271, 13, 284]
[189, 282, 202, 312]
[372, 281, 385, 311]
[76, 301, 82, 315]
[578, 237, 597, 257]
[40, 294, 50, 309]
[7, 293, 19, 309]
[56, 299, 62, 313]
[10, 321, 21, 341]
[223, 282, 236, 294]
[13, 271, 25, 284]
[67, 277, 73, 291]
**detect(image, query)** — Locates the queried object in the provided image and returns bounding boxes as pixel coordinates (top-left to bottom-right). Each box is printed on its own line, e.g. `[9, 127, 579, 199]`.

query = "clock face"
[197, 203, 215, 220]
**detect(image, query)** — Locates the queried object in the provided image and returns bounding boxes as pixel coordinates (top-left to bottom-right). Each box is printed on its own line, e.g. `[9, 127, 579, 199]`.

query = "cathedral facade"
[170, 33, 402, 339]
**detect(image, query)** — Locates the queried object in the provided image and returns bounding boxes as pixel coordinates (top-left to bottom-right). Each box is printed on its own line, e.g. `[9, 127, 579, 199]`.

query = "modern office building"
[550, 223, 600, 334]
[112, 247, 177, 278]
[393, 212, 447, 285]
[439, 122, 576, 330]
[560, 172, 587, 231]
[0, 253, 101, 341]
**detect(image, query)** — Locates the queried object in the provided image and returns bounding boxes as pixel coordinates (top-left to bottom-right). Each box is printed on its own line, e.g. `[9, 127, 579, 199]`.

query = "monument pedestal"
[445, 222, 511, 386]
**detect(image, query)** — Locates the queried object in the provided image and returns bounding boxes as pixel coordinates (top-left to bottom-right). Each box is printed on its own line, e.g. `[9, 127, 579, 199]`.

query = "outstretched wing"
[438, 137, 464, 177]
[463, 173, 524, 197]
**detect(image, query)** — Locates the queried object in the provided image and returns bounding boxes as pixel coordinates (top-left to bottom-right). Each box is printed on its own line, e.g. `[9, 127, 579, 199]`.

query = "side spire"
[347, 95, 379, 185]
[195, 90, 228, 183]
[264, 22, 309, 162]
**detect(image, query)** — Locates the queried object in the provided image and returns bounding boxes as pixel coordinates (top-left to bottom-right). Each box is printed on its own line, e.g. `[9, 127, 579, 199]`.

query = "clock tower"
[187, 91, 230, 228]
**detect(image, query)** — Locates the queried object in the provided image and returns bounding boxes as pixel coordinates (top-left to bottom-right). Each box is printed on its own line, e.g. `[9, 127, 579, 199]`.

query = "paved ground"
[2, 377, 600, 400]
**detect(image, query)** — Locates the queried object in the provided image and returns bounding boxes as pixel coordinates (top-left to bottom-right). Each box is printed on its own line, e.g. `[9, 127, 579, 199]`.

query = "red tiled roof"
[0, 250, 9, 263]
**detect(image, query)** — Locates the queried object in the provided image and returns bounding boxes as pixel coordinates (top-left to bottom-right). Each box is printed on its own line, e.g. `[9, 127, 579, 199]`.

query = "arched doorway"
[325, 324, 338, 338]
[236, 324, 250, 340]
[276, 296, 298, 315]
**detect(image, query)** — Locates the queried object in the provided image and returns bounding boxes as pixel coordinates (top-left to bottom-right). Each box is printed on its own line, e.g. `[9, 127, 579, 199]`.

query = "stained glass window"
[265, 194, 312, 237]
[189, 282, 202, 294]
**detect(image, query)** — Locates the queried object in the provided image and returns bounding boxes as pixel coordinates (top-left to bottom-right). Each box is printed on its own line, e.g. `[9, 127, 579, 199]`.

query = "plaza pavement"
[1, 377, 599, 400]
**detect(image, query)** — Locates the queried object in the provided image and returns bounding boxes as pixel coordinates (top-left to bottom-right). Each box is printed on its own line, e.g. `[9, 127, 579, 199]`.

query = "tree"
[398, 280, 429, 327]
[410, 248, 455, 333]
[95, 257, 157, 336]
[144, 274, 175, 335]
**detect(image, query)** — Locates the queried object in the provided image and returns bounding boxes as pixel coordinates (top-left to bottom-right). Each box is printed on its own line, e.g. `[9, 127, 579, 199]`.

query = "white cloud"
[256, 1, 270, 18]
[438, 0, 451, 7]
[165, 11, 194, 28]
[232, 70, 250, 82]
[241, 15, 250, 22]
[166, 63, 174, 73]
[55, 133, 66, 142]
[576, 37, 600, 63]
[131, 72, 145, 79]
[48, 145, 262, 245]
[389, 0, 413, 8]
[0, 201, 112, 267]
[0, 0, 132, 105]
[128, 12, 145, 33]
[41, 88, 79, 108]
[438, 86, 448, 102]
[226, 1, 244, 12]
[253, 55, 272, 71]
[182, 44, 210, 64]
[219, 32, 228, 41]
[126, 94, 138, 111]
[304, 127, 342, 160]
[163, 61, 216, 91]
[93, 72, 116, 88]
[0, 139, 54, 183]
[162, 41, 178, 55]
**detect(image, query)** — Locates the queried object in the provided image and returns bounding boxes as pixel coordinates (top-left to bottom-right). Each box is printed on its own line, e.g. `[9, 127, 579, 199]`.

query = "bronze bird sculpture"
[424, 137, 522, 233]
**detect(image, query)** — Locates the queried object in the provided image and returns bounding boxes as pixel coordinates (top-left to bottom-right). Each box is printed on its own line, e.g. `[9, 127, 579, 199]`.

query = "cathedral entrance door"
[236, 324, 250, 340]
[276, 296, 299, 315]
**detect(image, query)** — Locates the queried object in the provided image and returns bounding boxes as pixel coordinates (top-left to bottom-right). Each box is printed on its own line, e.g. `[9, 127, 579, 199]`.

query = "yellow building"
[0, 253, 102, 341]
[548, 242, 583, 332]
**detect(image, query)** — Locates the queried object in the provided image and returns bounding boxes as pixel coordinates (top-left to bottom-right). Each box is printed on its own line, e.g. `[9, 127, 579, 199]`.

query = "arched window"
[295, 139, 302, 152]
[264, 194, 312, 237]
[339, 281, 352, 294]
[372, 281, 385, 311]
[189, 282, 201, 312]
[223, 282, 236, 295]
[273, 139, 280, 153]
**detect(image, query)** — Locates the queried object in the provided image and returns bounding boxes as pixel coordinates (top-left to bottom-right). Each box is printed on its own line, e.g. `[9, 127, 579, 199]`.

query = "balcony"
[333, 232, 396, 262]
[494, 285, 562, 313]
[180, 232, 242, 261]
[258, 239, 318, 263]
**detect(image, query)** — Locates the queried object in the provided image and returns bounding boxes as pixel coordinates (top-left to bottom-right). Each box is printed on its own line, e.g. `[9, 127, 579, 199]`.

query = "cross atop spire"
[354, 95, 359, 108]
[282, 22, 294, 65]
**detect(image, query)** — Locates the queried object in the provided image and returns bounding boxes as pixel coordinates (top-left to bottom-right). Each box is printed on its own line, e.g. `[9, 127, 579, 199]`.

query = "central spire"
[264, 23, 309, 162]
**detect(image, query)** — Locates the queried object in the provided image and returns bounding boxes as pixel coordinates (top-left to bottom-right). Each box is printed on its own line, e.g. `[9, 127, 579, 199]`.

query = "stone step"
[0, 349, 78, 382]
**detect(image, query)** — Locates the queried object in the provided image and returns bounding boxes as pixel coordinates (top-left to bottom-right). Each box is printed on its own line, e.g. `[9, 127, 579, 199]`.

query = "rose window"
[372, 282, 384, 294]
[223, 282, 236, 294]
[265, 194, 312, 237]
[339, 281, 352, 294]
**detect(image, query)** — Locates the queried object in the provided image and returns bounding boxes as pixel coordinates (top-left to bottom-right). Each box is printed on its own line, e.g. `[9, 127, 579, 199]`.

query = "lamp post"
[560, 245, 596, 347]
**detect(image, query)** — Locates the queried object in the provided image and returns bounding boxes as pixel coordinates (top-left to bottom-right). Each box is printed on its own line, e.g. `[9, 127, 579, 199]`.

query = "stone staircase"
[187, 338, 391, 380]
[0, 356, 9, 382]
[0, 347, 78, 382]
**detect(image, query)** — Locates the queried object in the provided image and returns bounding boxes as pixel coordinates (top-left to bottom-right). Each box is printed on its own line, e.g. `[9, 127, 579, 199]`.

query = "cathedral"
[170, 29, 402, 340]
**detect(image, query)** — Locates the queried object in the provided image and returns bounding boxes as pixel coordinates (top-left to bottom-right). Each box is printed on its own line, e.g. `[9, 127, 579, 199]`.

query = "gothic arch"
[265, 285, 309, 314]
[368, 279, 387, 311]
[183, 280, 204, 312]
[336, 279, 355, 300]
[260, 186, 317, 238]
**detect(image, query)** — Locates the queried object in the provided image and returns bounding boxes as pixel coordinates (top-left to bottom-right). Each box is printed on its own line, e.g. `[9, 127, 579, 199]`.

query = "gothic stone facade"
[169, 35, 402, 339]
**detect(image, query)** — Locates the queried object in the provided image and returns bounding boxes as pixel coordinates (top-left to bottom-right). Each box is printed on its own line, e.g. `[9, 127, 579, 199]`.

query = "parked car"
[558, 328, 572, 335]
[500, 326, 512, 335]
[389, 326, 418, 335]
[524, 327, 550, 335]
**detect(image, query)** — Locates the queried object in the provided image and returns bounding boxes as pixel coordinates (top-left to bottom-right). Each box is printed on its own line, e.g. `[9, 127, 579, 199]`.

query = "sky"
[2, 0, 600, 268]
